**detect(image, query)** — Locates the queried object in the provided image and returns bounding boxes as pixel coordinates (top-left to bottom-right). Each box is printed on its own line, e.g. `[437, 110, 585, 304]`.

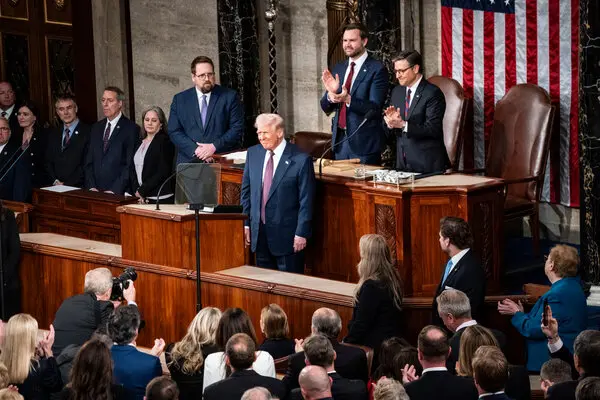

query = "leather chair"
[274, 355, 290, 374]
[340, 343, 374, 378]
[291, 131, 333, 159]
[485, 84, 555, 254]
[428, 75, 469, 170]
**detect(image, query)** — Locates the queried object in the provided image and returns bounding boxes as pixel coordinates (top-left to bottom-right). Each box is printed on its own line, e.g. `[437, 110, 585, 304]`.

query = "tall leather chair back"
[291, 131, 333, 159]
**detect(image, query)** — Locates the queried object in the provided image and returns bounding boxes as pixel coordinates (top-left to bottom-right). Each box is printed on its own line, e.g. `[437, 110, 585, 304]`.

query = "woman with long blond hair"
[165, 307, 221, 400]
[0, 314, 62, 399]
[344, 234, 404, 370]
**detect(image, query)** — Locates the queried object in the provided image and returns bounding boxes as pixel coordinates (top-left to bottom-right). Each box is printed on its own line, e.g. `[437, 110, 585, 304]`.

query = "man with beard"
[320, 23, 388, 165]
[168, 56, 244, 164]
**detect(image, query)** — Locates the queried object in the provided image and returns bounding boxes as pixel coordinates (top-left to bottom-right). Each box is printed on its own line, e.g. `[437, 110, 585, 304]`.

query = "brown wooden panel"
[44, 0, 71, 25]
[0, 0, 29, 20]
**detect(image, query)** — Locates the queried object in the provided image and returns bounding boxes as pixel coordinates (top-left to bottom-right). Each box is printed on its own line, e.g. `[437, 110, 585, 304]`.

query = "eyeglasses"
[394, 65, 415, 74]
[0, 127, 9, 132]
[194, 72, 215, 80]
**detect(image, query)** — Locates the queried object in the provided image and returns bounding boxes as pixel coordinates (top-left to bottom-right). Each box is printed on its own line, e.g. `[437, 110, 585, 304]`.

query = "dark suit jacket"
[241, 142, 316, 256]
[6, 108, 21, 147]
[478, 394, 513, 400]
[404, 370, 478, 400]
[84, 115, 139, 194]
[259, 337, 296, 360]
[0, 139, 21, 200]
[15, 357, 63, 400]
[463, 369, 529, 400]
[388, 78, 449, 173]
[0, 208, 20, 319]
[111, 345, 162, 400]
[546, 374, 592, 400]
[320, 56, 389, 156]
[283, 340, 368, 390]
[550, 344, 577, 379]
[129, 132, 175, 198]
[203, 369, 287, 400]
[447, 323, 507, 373]
[46, 121, 91, 187]
[432, 249, 486, 327]
[168, 85, 244, 163]
[52, 292, 114, 356]
[164, 342, 220, 400]
[290, 372, 368, 400]
[13, 126, 52, 202]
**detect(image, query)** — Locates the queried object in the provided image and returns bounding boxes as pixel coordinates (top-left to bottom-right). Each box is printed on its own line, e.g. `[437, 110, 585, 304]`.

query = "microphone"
[155, 157, 205, 210]
[0, 143, 30, 183]
[318, 109, 378, 176]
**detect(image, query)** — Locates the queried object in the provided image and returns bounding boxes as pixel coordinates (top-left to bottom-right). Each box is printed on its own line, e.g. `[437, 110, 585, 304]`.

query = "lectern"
[117, 204, 246, 273]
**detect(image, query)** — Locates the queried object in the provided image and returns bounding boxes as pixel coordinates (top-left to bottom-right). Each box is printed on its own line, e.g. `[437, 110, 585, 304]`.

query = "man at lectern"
[241, 113, 315, 273]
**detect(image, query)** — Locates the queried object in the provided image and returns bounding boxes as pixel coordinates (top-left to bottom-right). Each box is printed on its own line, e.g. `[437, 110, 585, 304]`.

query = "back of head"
[145, 376, 179, 400]
[458, 325, 499, 377]
[574, 330, 600, 376]
[472, 346, 508, 394]
[108, 305, 140, 345]
[540, 359, 572, 384]
[417, 325, 449, 365]
[436, 289, 472, 321]
[394, 346, 422, 378]
[549, 245, 579, 278]
[260, 304, 289, 339]
[216, 308, 258, 350]
[226, 333, 256, 371]
[241, 387, 273, 400]
[439, 216, 473, 250]
[374, 337, 411, 380]
[299, 365, 332, 400]
[84, 268, 113, 296]
[311, 308, 342, 340]
[303, 334, 335, 368]
[0, 314, 38, 384]
[0, 389, 24, 400]
[69, 339, 113, 398]
[576, 377, 600, 400]
[373, 378, 409, 400]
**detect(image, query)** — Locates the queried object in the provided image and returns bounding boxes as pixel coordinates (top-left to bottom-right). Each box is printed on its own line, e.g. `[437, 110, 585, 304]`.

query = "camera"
[110, 267, 138, 301]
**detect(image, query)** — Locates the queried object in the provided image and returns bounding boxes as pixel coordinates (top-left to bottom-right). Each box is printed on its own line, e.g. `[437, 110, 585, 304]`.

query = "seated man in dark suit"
[472, 346, 512, 400]
[404, 325, 478, 400]
[540, 359, 573, 397]
[576, 377, 600, 400]
[0, 117, 20, 201]
[84, 86, 139, 194]
[203, 333, 286, 400]
[432, 216, 486, 327]
[299, 365, 334, 400]
[241, 387, 276, 400]
[145, 376, 179, 400]
[109, 305, 165, 400]
[290, 334, 367, 400]
[283, 307, 368, 391]
[46, 93, 91, 187]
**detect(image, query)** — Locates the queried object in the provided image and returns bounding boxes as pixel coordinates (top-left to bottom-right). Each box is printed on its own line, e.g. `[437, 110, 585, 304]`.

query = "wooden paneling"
[44, 0, 71, 25]
[0, 0, 29, 20]
[3, 199, 33, 232]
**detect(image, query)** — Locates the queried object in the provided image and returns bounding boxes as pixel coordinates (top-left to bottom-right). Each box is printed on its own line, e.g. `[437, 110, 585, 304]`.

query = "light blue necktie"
[200, 95, 208, 126]
[442, 259, 454, 284]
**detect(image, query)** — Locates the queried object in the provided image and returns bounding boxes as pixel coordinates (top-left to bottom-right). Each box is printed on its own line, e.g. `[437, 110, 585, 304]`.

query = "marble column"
[580, 0, 600, 304]
[217, 0, 261, 147]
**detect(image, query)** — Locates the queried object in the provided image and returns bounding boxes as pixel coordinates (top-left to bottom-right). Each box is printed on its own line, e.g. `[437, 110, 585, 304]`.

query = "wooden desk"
[219, 164, 505, 296]
[31, 188, 138, 243]
[3, 200, 34, 232]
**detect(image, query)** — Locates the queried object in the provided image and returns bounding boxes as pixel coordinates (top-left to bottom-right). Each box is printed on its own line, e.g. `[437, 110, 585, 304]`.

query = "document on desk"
[222, 151, 247, 163]
[40, 185, 80, 193]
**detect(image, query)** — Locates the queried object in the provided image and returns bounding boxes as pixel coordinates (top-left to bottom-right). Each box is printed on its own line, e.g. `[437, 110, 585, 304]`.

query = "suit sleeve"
[405, 88, 446, 140]
[511, 295, 548, 340]
[240, 151, 252, 228]
[168, 95, 199, 159]
[138, 137, 175, 198]
[212, 93, 244, 153]
[4, 211, 20, 281]
[451, 268, 485, 318]
[344, 280, 381, 344]
[282, 353, 302, 391]
[295, 156, 315, 238]
[40, 357, 64, 393]
[550, 344, 577, 378]
[152, 356, 162, 378]
[111, 125, 139, 194]
[84, 134, 96, 189]
[347, 65, 389, 116]
[320, 91, 337, 115]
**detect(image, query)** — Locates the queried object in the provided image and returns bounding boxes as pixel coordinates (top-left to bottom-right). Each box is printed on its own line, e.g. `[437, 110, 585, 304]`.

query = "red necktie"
[405, 88, 412, 120]
[338, 62, 356, 129]
[261, 151, 274, 224]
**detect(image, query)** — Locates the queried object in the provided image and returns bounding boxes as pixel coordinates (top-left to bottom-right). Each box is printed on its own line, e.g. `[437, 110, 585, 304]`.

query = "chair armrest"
[456, 168, 486, 175]
[504, 176, 538, 185]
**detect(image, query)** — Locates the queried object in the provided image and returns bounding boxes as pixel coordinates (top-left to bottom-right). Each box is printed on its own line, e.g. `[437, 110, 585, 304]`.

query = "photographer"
[52, 267, 136, 356]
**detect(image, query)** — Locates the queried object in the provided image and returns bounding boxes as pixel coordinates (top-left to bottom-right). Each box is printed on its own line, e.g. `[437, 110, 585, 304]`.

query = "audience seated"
[403, 325, 478, 400]
[498, 244, 587, 372]
[540, 359, 573, 396]
[290, 334, 367, 400]
[60, 338, 130, 400]
[299, 365, 333, 400]
[472, 346, 511, 400]
[144, 376, 179, 400]
[372, 378, 409, 400]
[165, 307, 221, 400]
[344, 234, 403, 370]
[576, 377, 600, 400]
[203, 308, 275, 391]
[0, 388, 24, 400]
[203, 333, 286, 400]
[258, 304, 295, 360]
[0, 314, 62, 399]
[0, 117, 20, 202]
[241, 387, 275, 400]
[369, 338, 412, 398]
[437, 289, 506, 373]
[108, 305, 164, 400]
[283, 307, 368, 391]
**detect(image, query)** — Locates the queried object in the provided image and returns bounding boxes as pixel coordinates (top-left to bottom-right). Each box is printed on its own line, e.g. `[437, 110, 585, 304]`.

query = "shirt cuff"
[404, 121, 408, 133]
[127, 300, 138, 307]
[244, 226, 250, 231]
[548, 337, 563, 353]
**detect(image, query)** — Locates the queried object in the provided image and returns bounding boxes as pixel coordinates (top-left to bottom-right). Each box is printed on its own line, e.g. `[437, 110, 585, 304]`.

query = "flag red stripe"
[548, 0, 561, 203]
[505, 12, 516, 90]
[463, 8, 474, 98]
[570, 0, 580, 206]
[526, 0, 538, 84]
[483, 11, 495, 146]
[441, 6, 453, 77]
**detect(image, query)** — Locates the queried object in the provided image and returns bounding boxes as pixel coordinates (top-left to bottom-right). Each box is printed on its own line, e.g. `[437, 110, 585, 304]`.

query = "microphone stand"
[187, 203, 204, 312]
[0, 213, 4, 320]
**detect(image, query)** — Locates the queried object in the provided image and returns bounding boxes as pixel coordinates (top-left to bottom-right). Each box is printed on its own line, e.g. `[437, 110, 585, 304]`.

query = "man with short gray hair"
[241, 387, 274, 400]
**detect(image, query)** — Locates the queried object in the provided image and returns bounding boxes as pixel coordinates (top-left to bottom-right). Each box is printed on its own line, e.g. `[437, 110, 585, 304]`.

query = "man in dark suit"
[0, 117, 19, 200]
[575, 377, 600, 400]
[109, 305, 165, 400]
[283, 308, 368, 391]
[168, 56, 244, 164]
[46, 94, 90, 187]
[299, 366, 334, 400]
[0, 81, 20, 146]
[241, 113, 315, 273]
[404, 325, 478, 400]
[540, 359, 573, 397]
[290, 334, 367, 400]
[472, 346, 513, 400]
[320, 23, 388, 165]
[204, 333, 286, 400]
[84, 86, 139, 194]
[384, 50, 449, 173]
[432, 216, 486, 327]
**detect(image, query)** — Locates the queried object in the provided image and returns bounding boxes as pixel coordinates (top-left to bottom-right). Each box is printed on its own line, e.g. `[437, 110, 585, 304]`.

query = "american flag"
[441, 0, 579, 206]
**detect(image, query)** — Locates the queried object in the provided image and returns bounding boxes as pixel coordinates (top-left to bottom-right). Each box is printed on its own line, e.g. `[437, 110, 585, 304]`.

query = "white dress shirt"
[262, 139, 287, 182]
[0, 143, 6, 154]
[404, 75, 423, 132]
[202, 351, 276, 392]
[104, 112, 123, 140]
[445, 248, 470, 280]
[421, 367, 448, 374]
[1, 104, 15, 119]
[456, 319, 478, 332]
[342, 50, 369, 91]
[196, 87, 212, 114]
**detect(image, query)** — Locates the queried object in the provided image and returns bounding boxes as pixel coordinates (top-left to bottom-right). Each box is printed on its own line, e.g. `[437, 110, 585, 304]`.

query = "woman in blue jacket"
[498, 245, 587, 372]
